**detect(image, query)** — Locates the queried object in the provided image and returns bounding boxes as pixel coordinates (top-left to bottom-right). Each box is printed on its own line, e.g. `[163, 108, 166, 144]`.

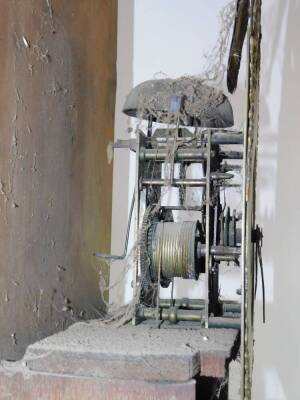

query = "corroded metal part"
[142, 173, 233, 188]
[138, 307, 241, 329]
[159, 298, 205, 310]
[139, 147, 209, 161]
[159, 299, 241, 315]
[151, 129, 244, 145]
[227, 0, 250, 93]
[149, 221, 202, 286]
[199, 245, 241, 258]
[138, 307, 204, 323]
[123, 79, 234, 128]
[241, 0, 263, 398]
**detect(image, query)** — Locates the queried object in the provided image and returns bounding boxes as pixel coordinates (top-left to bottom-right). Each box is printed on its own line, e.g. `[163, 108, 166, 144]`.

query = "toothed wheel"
[140, 205, 159, 289]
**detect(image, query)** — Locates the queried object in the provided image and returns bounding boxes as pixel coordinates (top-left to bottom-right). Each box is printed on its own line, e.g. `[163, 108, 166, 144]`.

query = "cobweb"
[98, 0, 237, 327]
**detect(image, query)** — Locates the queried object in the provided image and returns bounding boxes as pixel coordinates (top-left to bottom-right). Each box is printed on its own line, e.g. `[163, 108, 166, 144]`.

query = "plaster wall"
[112, 0, 299, 398]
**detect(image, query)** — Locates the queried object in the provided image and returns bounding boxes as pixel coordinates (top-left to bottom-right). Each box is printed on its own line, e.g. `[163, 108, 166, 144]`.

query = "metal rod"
[140, 148, 243, 162]
[240, 13, 252, 397]
[147, 131, 243, 145]
[159, 298, 205, 310]
[139, 147, 208, 161]
[208, 317, 241, 329]
[210, 246, 241, 256]
[138, 307, 241, 328]
[199, 245, 241, 258]
[214, 255, 240, 262]
[142, 173, 233, 187]
[162, 205, 204, 211]
[219, 151, 244, 159]
[223, 312, 241, 319]
[210, 131, 243, 144]
[159, 298, 241, 314]
[133, 132, 143, 326]
[142, 179, 201, 187]
[94, 187, 135, 260]
[138, 307, 204, 323]
[169, 115, 180, 185]
[147, 115, 153, 137]
[205, 130, 211, 328]
[161, 308, 203, 323]
[222, 302, 241, 314]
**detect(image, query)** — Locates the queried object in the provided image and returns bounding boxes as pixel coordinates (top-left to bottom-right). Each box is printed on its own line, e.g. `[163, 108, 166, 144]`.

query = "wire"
[258, 242, 265, 323]
[253, 225, 265, 324]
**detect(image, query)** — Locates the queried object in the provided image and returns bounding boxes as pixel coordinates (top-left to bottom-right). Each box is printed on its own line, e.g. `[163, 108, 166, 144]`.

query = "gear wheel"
[140, 205, 159, 289]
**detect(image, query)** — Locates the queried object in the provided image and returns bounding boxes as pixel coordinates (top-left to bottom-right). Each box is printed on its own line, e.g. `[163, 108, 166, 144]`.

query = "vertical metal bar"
[147, 115, 153, 137]
[132, 131, 141, 326]
[204, 129, 211, 328]
[241, 120, 248, 394]
[241, 8, 252, 397]
[213, 204, 218, 246]
[169, 116, 180, 185]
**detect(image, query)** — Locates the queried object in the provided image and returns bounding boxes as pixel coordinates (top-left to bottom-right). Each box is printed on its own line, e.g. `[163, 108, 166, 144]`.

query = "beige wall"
[0, 0, 117, 360]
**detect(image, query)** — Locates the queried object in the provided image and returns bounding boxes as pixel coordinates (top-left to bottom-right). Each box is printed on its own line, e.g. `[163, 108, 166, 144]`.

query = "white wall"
[253, 1, 300, 399]
[112, 1, 300, 398]
[110, 0, 134, 305]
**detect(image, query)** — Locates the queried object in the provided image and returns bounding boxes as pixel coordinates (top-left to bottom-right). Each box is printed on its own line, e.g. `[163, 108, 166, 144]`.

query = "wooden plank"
[0, 0, 117, 360]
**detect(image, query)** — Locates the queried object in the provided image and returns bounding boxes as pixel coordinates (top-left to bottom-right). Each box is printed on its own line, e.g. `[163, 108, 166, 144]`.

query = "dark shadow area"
[195, 376, 228, 400]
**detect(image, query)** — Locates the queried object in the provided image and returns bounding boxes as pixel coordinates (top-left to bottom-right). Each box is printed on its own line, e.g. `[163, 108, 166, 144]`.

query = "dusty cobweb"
[97, 0, 237, 326]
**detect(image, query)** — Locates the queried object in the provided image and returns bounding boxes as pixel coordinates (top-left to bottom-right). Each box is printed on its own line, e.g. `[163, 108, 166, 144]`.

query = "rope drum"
[149, 221, 202, 285]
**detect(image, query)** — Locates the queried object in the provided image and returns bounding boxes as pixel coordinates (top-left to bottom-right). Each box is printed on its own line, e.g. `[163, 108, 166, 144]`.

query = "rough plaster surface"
[0, 0, 117, 360]
[22, 320, 238, 381]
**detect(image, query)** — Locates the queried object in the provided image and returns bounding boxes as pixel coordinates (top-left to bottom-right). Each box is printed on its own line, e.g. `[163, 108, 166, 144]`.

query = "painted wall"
[112, 0, 299, 398]
[253, 1, 300, 399]
[0, 0, 117, 360]
[110, 0, 134, 306]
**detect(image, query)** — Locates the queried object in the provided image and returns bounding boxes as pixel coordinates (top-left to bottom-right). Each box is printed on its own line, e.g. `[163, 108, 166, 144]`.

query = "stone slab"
[23, 320, 238, 381]
[0, 361, 196, 400]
